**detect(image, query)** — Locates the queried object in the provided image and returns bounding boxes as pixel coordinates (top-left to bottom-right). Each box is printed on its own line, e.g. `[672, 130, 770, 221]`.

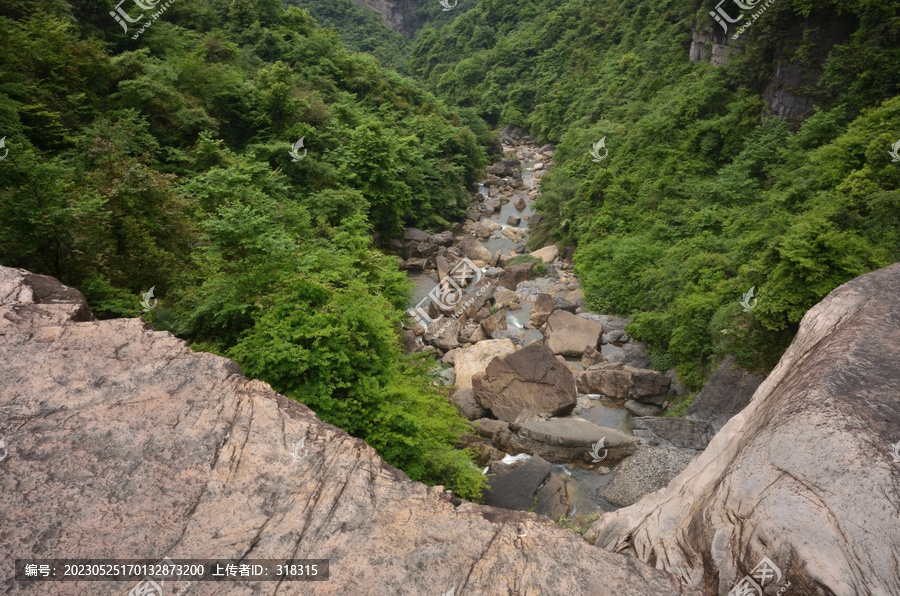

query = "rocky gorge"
[1, 136, 898, 596]
[395, 131, 712, 525]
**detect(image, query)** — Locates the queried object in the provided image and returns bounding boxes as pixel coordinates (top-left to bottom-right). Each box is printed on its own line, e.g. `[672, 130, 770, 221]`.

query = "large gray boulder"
[483, 455, 553, 511]
[685, 355, 765, 432]
[472, 342, 577, 422]
[545, 310, 603, 357]
[457, 234, 493, 263]
[587, 263, 900, 595]
[497, 418, 638, 465]
[0, 265, 701, 596]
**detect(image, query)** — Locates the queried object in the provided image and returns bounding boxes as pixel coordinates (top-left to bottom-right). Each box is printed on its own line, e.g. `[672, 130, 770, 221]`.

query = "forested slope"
[411, 0, 900, 388]
[0, 0, 490, 497]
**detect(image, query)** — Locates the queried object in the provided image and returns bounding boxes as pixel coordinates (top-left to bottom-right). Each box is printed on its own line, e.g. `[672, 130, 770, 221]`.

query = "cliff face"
[352, 0, 419, 37]
[691, 7, 856, 123]
[0, 265, 699, 596]
[587, 263, 900, 595]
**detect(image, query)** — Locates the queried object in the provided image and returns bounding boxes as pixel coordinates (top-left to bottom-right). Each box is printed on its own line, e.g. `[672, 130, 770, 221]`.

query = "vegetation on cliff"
[0, 0, 486, 499]
[411, 0, 900, 387]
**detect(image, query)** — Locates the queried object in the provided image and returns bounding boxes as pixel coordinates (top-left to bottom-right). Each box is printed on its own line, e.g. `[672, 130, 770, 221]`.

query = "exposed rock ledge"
[0, 265, 699, 596]
[587, 263, 900, 595]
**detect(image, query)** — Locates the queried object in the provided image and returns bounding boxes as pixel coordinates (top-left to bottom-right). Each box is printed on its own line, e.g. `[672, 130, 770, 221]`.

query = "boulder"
[623, 400, 661, 417]
[401, 257, 428, 270]
[472, 342, 577, 422]
[501, 226, 528, 243]
[491, 328, 525, 345]
[529, 293, 557, 328]
[483, 455, 553, 511]
[581, 345, 605, 368]
[506, 215, 521, 226]
[498, 418, 638, 464]
[449, 388, 488, 421]
[0, 266, 702, 596]
[685, 355, 765, 432]
[631, 417, 715, 451]
[403, 227, 431, 242]
[452, 339, 517, 389]
[492, 288, 520, 309]
[423, 317, 460, 351]
[457, 234, 493, 263]
[530, 244, 559, 263]
[545, 310, 603, 357]
[472, 418, 510, 440]
[497, 262, 534, 290]
[535, 472, 573, 520]
[514, 196, 527, 211]
[553, 297, 577, 314]
[588, 263, 900, 594]
[430, 230, 454, 246]
[565, 288, 584, 308]
[480, 309, 507, 337]
[576, 370, 604, 394]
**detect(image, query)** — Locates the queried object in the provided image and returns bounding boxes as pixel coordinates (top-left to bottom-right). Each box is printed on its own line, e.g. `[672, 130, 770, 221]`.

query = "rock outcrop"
[545, 310, 602, 357]
[0, 265, 701, 595]
[587, 263, 900, 595]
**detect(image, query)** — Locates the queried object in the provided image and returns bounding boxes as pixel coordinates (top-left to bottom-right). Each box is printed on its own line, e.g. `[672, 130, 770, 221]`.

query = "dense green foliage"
[0, 0, 488, 498]
[411, 0, 900, 386]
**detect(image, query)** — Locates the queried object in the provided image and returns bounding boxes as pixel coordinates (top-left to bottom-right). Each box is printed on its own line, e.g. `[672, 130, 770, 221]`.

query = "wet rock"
[530, 244, 559, 263]
[507, 215, 521, 226]
[545, 310, 603, 357]
[576, 365, 670, 405]
[685, 355, 765, 433]
[483, 455, 552, 511]
[631, 417, 715, 450]
[497, 262, 534, 291]
[472, 342, 576, 422]
[514, 196, 527, 211]
[450, 388, 488, 421]
[453, 339, 517, 389]
[595, 446, 697, 507]
[500, 418, 638, 465]
[502, 226, 528, 243]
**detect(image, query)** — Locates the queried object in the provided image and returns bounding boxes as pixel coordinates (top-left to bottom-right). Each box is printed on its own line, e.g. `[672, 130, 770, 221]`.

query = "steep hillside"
[410, 0, 900, 388]
[0, 0, 491, 497]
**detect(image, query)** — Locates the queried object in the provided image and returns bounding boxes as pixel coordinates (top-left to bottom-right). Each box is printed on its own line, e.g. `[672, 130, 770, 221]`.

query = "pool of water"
[575, 398, 632, 433]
